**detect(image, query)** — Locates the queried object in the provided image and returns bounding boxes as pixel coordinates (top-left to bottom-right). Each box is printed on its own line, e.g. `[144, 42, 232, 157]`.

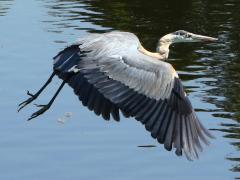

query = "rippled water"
[0, 0, 239, 179]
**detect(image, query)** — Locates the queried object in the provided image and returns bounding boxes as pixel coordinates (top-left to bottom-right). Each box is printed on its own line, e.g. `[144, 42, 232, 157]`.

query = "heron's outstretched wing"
[53, 31, 213, 160]
[53, 44, 123, 121]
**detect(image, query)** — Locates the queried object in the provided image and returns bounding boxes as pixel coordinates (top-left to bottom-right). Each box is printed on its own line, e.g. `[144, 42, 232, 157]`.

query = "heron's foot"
[18, 91, 38, 112]
[28, 103, 50, 121]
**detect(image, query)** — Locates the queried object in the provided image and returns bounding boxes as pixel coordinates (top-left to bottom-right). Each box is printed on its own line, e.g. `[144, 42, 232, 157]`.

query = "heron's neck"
[156, 40, 171, 60]
[138, 42, 171, 60]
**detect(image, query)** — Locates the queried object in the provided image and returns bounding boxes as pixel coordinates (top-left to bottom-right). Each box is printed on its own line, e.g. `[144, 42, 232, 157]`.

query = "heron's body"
[19, 30, 217, 160]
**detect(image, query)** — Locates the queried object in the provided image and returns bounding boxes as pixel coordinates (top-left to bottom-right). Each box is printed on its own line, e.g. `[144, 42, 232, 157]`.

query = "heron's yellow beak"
[190, 33, 218, 42]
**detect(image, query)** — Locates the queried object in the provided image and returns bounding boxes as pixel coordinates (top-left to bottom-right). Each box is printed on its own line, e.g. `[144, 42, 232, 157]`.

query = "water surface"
[0, 0, 239, 179]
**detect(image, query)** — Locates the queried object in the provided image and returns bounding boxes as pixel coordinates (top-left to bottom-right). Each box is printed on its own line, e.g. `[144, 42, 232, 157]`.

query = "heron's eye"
[175, 32, 180, 36]
[174, 30, 185, 36]
[179, 32, 185, 36]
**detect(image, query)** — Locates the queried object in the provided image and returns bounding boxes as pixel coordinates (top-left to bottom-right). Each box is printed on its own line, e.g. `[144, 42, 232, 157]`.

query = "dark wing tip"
[137, 77, 213, 160]
[176, 113, 213, 160]
[164, 78, 213, 160]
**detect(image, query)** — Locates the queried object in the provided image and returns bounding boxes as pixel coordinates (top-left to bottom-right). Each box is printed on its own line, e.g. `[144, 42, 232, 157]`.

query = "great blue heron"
[18, 30, 217, 160]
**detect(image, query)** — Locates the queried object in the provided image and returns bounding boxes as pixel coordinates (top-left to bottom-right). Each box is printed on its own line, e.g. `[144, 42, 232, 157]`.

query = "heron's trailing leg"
[18, 72, 55, 112]
[28, 80, 66, 121]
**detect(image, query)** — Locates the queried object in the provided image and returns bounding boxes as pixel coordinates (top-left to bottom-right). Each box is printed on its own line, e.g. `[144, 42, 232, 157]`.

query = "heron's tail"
[53, 44, 81, 80]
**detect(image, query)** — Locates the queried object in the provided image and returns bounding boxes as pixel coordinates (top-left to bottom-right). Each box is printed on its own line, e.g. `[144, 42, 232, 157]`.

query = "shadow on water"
[5, 0, 236, 178]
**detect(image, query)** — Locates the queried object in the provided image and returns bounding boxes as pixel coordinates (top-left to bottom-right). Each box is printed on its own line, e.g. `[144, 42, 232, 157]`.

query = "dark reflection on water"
[42, 0, 240, 177]
[0, 0, 13, 17]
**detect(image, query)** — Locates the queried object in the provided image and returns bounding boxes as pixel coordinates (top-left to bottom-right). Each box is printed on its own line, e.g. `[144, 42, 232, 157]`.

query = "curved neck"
[156, 40, 171, 60]
[138, 45, 162, 59]
[138, 41, 171, 60]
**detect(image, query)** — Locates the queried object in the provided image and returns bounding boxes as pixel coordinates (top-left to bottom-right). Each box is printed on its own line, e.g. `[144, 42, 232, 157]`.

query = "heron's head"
[160, 30, 218, 44]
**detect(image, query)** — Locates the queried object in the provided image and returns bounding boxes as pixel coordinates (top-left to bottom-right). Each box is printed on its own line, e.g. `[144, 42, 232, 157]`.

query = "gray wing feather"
[76, 31, 176, 100]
